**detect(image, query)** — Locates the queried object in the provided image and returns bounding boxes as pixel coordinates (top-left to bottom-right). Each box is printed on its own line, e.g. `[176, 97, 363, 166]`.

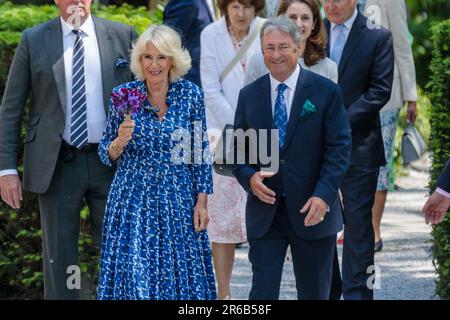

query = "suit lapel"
[258, 75, 275, 130]
[93, 17, 114, 114]
[324, 19, 331, 57]
[45, 18, 67, 116]
[338, 13, 365, 76]
[283, 69, 310, 150]
[200, 0, 214, 22]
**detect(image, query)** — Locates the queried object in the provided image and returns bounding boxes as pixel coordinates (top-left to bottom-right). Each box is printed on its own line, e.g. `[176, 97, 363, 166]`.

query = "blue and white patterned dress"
[97, 79, 216, 300]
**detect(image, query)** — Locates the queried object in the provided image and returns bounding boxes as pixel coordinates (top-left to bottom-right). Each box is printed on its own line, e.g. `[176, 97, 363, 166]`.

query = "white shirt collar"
[60, 15, 95, 38]
[331, 6, 358, 31]
[269, 63, 301, 93]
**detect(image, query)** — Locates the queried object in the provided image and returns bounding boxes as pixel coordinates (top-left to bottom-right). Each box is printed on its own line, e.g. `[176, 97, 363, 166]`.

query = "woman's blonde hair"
[130, 25, 191, 83]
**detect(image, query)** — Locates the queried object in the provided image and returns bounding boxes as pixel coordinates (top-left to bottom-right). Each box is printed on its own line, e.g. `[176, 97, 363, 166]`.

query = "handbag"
[212, 124, 235, 176]
[401, 123, 426, 165]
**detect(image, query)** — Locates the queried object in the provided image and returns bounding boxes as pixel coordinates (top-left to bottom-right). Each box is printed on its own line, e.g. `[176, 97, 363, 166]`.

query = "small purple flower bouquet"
[111, 87, 146, 120]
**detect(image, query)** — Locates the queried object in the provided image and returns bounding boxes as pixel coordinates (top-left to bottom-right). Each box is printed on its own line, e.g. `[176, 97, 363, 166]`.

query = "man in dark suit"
[233, 17, 352, 299]
[423, 158, 450, 225]
[322, 0, 394, 300]
[0, 0, 136, 299]
[163, 0, 214, 87]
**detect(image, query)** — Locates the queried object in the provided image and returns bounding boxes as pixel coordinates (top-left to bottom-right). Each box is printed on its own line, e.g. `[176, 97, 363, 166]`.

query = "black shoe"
[374, 239, 383, 253]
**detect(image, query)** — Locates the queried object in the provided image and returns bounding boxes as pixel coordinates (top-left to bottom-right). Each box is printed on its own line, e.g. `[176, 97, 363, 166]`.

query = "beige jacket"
[364, 0, 418, 111]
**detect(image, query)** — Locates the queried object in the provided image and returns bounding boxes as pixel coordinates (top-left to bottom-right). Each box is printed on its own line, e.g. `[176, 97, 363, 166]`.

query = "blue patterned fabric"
[97, 79, 216, 300]
[377, 110, 400, 192]
[273, 83, 288, 148]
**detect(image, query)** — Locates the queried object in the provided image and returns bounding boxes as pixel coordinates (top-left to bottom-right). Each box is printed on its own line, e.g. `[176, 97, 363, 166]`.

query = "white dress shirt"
[61, 16, 106, 146]
[0, 16, 105, 177]
[330, 7, 358, 55]
[269, 63, 301, 119]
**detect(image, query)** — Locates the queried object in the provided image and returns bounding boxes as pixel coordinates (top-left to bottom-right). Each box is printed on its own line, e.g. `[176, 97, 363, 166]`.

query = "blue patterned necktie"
[331, 24, 346, 66]
[70, 29, 88, 149]
[273, 83, 288, 149]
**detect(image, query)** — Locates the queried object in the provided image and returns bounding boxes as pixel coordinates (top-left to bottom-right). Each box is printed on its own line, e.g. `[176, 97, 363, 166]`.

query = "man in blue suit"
[423, 158, 450, 225]
[233, 17, 352, 300]
[163, 0, 214, 87]
[322, 0, 394, 300]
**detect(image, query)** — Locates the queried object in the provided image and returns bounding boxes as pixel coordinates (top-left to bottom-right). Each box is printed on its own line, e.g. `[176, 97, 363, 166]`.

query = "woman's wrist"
[196, 193, 208, 207]
[109, 138, 125, 159]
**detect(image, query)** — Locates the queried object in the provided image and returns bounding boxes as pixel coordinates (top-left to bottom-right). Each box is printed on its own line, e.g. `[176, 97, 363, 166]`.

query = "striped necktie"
[70, 29, 88, 149]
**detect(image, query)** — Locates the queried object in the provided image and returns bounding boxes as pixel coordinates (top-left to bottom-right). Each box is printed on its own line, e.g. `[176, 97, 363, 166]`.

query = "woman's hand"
[117, 117, 135, 147]
[194, 193, 209, 232]
[109, 117, 135, 161]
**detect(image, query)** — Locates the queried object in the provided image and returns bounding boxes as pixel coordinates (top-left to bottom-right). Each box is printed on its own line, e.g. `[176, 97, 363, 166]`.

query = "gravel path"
[229, 156, 439, 300]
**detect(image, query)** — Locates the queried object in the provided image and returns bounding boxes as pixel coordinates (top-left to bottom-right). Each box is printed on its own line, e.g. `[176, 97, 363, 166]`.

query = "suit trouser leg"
[341, 165, 379, 300]
[285, 200, 335, 301]
[85, 151, 115, 249]
[38, 149, 114, 300]
[249, 199, 336, 300]
[329, 246, 343, 300]
[248, 202, 289, 300]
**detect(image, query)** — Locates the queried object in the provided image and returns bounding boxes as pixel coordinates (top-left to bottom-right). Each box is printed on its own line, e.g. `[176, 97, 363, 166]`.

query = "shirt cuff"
[436, 187, 450, 199]
[0, 169, 18, 177]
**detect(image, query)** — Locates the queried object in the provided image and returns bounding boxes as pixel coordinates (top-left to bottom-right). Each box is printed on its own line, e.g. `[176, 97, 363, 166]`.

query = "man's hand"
[250, 171, 276, 205]
[422, 191, 450, 225]
[0, 174, 23, 209]
[300, 196, 327, 227]
[406, 101, 418, 124]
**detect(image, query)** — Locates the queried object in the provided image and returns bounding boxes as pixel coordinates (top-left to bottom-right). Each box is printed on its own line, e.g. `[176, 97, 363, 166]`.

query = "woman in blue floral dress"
[97, 25, 216, 300]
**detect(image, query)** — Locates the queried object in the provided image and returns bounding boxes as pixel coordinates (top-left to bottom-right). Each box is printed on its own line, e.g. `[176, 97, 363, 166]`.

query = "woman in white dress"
[245, 0, 338, 85]
[200, 0, 266, 300]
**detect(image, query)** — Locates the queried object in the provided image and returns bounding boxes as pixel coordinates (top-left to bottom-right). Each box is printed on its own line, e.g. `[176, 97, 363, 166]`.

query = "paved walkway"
[229, 157, 439, 300]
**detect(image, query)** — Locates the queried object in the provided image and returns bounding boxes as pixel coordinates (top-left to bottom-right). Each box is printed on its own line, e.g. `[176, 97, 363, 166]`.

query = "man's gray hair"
[260, 16, 301, 46]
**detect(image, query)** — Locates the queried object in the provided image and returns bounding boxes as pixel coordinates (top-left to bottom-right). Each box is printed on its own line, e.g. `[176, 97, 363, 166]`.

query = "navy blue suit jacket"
[325, 12, 394, 167]
[437, 158, 450, 193]
[163, 0, 213, 87]
[233, 69, 352, 241]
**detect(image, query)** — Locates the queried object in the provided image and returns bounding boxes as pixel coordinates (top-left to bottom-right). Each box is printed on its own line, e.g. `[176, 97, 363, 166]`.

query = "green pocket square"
[300, 99, 317, 117]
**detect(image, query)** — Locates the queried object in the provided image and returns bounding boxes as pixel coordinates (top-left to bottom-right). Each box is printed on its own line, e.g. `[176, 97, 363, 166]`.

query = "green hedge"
[427, 19, 450, 300]
[0, 1, 162, 299]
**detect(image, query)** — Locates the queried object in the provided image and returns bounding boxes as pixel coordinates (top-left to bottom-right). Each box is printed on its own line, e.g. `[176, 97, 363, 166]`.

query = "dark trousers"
[340, 165, 379, 300]
[248, 198, 336, 300]
[38, 147, 114, 300]
[329, 246, 343, 300]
